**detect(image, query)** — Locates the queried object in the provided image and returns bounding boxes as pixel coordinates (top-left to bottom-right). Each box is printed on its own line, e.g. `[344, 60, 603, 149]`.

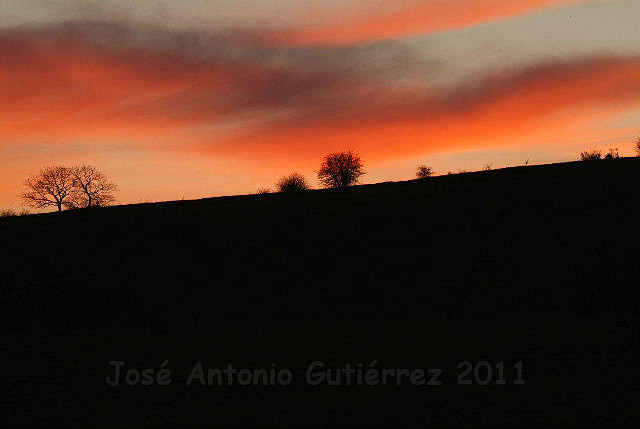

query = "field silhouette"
[2, 158, 640, 425]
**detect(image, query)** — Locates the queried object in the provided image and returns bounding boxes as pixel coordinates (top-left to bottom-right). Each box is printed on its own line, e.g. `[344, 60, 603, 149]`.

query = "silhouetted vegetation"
[636, 138, 640, 156]
[256, 187, 271, 194]
[21, 165, 116, 212]
[580, 150, 602, 161]
[68, 165, 117, 208]
[416, 165, 433, 179]
[317, 151, 365, 188]
[604, 148, 620, 159]
[447, 169, 469, 175]
[276, 173, 309, 192]
[0, 208, 29, 217]
[22, 166, 76, 212]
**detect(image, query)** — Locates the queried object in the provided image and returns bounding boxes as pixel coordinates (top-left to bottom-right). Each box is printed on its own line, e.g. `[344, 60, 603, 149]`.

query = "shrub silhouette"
[580, 150, 602, 161]
[276, 173, 309, 192]
[604, 148, 620, 160]
[635, 138, 640, 156]
[416, 165, 433, 179]
[256, 187, 271, 194]
[2, 209, 31, 217]
[317, 151, 365, 188]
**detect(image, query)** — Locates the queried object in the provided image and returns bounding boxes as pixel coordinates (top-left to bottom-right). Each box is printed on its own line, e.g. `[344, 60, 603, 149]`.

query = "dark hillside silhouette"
[2, 158, 640, 425]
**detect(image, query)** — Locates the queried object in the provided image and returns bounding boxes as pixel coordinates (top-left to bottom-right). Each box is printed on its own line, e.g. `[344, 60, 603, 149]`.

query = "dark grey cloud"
[0, 20, 435, 126]
[3, 19, 640, 150]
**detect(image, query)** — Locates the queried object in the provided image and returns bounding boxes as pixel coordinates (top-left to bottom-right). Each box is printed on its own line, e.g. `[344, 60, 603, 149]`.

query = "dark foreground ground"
[2, 159, 640, 426]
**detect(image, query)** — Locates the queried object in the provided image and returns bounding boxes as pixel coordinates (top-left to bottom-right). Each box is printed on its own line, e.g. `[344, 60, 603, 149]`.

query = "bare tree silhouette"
[416, 165, 433, 179]
[635, 138, 640, 156]
[21, 166, 75, 212]
[276, 173, 309, 192]
[69, 165, 117, 208]
[317, 151, 365, 188]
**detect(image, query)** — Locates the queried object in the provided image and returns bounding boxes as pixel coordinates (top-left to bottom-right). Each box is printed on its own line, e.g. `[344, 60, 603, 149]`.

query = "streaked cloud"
[2, 22, 638, 161]
[263, 0, 586, 46]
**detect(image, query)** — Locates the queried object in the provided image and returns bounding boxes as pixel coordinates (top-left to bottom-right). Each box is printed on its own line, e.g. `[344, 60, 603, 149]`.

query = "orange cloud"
[208, 56, 640, 165]
[2, 24, 639, 161]
[0, 25, 256, 144]
[263, 0, 583, 46]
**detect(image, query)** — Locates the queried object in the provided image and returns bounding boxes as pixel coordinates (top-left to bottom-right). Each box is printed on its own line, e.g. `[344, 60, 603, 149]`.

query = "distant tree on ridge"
[276, 173, 309, 192]
[21, 166, 75, 212]
[416, 165, 433, 179]
[580, 150, 602, 161]
[317, 151, 365, 188]
[68, 165, 117, 208]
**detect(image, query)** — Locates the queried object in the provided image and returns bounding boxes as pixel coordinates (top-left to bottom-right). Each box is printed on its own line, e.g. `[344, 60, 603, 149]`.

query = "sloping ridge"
[2, 158, 640, 328]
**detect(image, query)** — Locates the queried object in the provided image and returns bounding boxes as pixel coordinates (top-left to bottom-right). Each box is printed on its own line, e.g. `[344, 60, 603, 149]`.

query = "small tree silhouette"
[317, 151, 365, 188]
[276, 173, 309, 192]
[635, 138, 640, 156]
[416, 165, 433, 179]
[22, 166, 75, 212]
[580, 150, 602, 161]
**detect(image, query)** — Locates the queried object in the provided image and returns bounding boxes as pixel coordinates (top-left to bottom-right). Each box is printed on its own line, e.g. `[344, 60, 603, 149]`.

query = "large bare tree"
[317, 151, 365, 188]
[69, 165, 117, 208]
[21, 166, 75, 212]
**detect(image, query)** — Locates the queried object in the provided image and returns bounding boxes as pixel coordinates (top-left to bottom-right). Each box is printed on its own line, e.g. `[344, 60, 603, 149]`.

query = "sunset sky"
[1, 0, 639, 209]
